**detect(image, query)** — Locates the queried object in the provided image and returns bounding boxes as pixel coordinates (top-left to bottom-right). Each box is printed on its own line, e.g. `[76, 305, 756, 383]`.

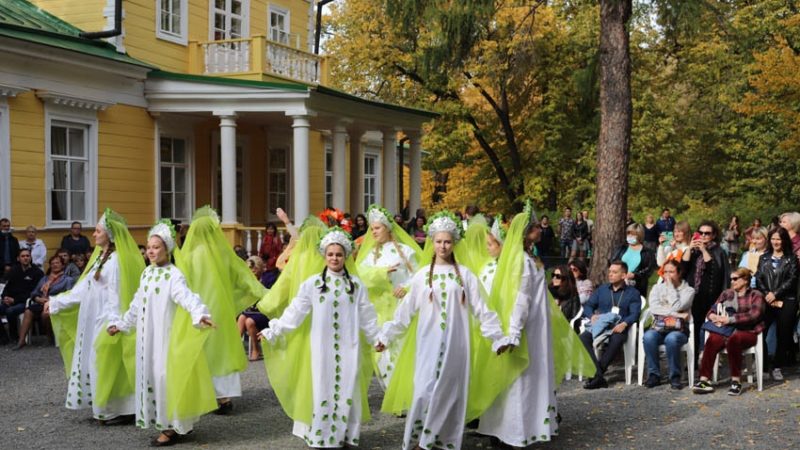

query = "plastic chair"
[637, 312, 695, 386]
[705, 325, 764, 391]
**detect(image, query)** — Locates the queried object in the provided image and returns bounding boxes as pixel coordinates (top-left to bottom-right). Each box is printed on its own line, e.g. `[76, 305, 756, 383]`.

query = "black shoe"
[150, 431, 179, 447]
[101, 414, 135, 426]
[645, 374, 661, 388]
[583, 375, 608, 390]
[728, 381, 743, 396]
[214, 400, 233, 415]
[465, 418, 479, 429]
[692, 379, 714, 394]
[670, 378, 683, 390]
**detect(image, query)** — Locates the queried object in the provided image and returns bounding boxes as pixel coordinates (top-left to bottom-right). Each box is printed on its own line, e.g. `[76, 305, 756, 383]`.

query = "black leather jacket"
[755, 252, 798, 301]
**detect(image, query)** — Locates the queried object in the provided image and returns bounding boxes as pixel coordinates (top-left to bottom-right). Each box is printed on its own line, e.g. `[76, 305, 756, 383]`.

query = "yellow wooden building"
[0, 0, 433, 252]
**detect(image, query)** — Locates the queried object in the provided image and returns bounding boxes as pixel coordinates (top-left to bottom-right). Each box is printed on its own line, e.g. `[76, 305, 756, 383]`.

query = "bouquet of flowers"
[318, 208, 352, 234]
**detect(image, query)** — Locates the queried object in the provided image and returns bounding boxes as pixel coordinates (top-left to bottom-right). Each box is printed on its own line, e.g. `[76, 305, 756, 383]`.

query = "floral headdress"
[425, 210, 464, 242]
[319, 208, 352, 234]
[318, 226, 354, 257]
[148, 219, 178, 253]
[490, 213, 507, 243]
[367, 204, 394, 228]
[97, 208, 125, 243]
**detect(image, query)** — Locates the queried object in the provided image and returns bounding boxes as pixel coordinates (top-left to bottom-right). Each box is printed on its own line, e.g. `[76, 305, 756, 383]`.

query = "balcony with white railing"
[188, 35, 324, 85]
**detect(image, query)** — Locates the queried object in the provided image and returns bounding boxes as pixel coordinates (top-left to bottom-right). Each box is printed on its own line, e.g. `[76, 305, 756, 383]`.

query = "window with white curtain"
[49, 122, 89, 222]
[159, 137, 190, 221]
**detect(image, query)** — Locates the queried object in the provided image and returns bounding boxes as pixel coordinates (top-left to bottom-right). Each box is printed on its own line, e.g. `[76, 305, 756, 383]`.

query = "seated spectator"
[643, 214, 660, 253]
[0, 249, 44, 344]
[138, 244, 148, 266]
[657, 220, 691, 279]
[393, 214, 406, 230]
[259, 223, 283, 288]
[233, 244, 248, 260]
[580, 261, 642, 389]
[693, 268, 764, 396]
[571, 214, 590, 260]
[569, 259, 594, 304]
[351, 214, 368, 240]
[755, 228, 798, 381]
[84, 246, 94, 262]
[73, 254, 88, 275]
[0, 217, 20, 281]
[60, 221, 90, 256]
[21, 226, 46, 268]
[548, 265, 581, 323]
[642, 260, 695, 389]
[779, 211, 800, 260]
[14, 254, 74, 349]
[611, 223, 656, 296]
[237, 255, 271, 361]
[536, 215, 555, 257]
[57, 248, 79, 279]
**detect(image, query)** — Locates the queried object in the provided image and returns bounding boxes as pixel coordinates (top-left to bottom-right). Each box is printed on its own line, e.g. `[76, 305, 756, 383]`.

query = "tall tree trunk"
[590, 0, 632, 285]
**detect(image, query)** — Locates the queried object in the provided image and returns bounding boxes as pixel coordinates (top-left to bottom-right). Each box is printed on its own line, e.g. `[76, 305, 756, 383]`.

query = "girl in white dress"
[378, 211, 510, 450]
[48, 209, 144, 424]
[109, 220, 215, 446]
[260, 227, 383, 448]
[356, 204, 420, 388]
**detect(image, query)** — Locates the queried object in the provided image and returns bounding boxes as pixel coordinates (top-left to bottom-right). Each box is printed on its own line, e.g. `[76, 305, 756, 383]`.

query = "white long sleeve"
[507, 263, 534, 345]
[260, 282, 313, 343]
[169, 270, 210, 327]
[100, 256, 122, 324]
[465, 272, 506, 352]
[49, 275, 88, 315]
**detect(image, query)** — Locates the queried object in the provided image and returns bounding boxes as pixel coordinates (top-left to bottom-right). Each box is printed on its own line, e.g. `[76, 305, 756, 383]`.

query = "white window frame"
[157, 132, 194, 223]
[268, 4, 290, 45]
[363, 152, 380, 209]
[0, 99, 10, 220]
[156, 0, 189, 45]
[209, 0, 250, 40]
[44, 106, 98, 228]
[324, 145, 333, 209]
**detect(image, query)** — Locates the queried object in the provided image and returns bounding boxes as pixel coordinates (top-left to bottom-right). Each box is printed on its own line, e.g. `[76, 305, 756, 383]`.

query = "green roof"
[0, 0, 154, 69]
[148, 70, 309, 91]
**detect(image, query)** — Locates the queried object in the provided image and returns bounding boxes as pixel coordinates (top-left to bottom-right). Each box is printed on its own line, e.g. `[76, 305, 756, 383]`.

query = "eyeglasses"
[698, 231, 713, 236]
[730, 276, 741, 281]
[552, 274, 564, 280]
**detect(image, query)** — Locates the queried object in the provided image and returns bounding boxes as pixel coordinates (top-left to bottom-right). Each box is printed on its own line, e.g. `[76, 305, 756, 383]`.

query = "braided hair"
[319, 244, 355, 295]
[93, 242, 116, 281]
[427, 250, 466, 305]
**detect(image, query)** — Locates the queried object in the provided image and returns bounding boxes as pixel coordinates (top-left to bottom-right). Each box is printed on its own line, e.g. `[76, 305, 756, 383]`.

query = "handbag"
[651, 314, 686, 333]
[702, 320, 735, 337]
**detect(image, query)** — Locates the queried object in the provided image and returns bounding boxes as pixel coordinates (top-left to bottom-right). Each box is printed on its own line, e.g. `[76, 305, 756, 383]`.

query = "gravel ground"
[2, 341, 800, 449]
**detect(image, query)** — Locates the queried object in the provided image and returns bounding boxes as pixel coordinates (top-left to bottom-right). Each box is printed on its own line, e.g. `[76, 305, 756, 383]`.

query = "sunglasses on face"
[730, 276, 741, 281]
[552, 273, 564, 280]
[698, 231, 713, 236]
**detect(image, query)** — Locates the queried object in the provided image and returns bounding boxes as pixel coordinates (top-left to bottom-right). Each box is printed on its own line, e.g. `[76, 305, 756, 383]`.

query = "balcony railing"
[190, 35, 321, 85]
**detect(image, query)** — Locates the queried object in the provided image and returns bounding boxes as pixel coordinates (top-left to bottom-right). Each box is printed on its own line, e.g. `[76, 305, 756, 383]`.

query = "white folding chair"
[637, 312, 695, 386]
[705, 324, 763, 391]
[580, 295, 645, 385]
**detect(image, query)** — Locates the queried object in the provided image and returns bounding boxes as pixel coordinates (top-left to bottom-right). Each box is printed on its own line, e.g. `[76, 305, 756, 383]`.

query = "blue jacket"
[583, 283, 642, 326]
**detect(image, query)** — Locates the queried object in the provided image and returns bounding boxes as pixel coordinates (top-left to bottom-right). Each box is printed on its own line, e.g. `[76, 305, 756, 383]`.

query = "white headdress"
[426, 211, 463, 242]
[98, 211, 115, 243]
[318, 227, 353, 257]
[490, 214, 506, 244]
[148, 219, 177, 253]
[367, 205, 393, 228]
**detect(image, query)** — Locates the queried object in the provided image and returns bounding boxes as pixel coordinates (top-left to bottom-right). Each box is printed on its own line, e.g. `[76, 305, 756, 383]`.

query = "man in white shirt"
[22, 226, 47, 268]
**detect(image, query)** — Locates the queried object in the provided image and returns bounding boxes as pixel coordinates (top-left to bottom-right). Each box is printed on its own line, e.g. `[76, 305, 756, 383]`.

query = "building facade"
[0, 0, 432, 251]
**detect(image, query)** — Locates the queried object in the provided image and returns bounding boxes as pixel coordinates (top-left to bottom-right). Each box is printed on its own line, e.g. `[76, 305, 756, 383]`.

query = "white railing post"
[244, 229, 252, 256]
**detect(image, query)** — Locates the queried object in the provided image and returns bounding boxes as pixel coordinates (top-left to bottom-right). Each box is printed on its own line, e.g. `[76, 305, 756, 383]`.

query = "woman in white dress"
[260, 227, 382, 448]
[477, 215, 506, 294]
[478, 211, 558, 447]
[356, 204, 420, 388]
[48, 209, 144, 424]
[108, 220, 216, 446]
[378, 211, 510, 450]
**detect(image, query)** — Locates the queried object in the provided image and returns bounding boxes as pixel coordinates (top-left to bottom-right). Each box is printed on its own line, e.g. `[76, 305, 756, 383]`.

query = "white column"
[348, 129, 364, 214]
[217, 113, 238, 224]
[381, 127, 398, 213]
[332, 123, 348, 210]
[408, 131, 422, 217]
[292, 115, 311, 221]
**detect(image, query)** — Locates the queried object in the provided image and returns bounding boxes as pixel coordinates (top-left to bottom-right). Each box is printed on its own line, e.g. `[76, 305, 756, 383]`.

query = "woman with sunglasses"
[681, 220, 730, 358]
[549, 265, 580, 323]
[755, 228, 798, 381]
[569, 259, 593, 304]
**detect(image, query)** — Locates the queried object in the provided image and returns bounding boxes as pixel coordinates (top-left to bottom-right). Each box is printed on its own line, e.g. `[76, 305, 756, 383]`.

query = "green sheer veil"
[259, 218, 374, 425]
[91, 209, 146, 407]
[455, 214, 492, 276]
[177, 206, 267, 380]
